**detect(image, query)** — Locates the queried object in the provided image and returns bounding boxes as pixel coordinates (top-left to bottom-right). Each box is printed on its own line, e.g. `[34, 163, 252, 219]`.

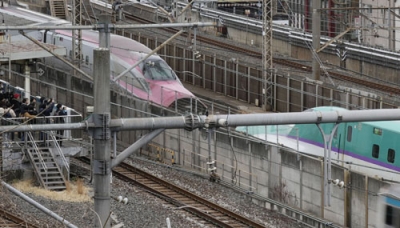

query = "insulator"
[184, 114, 201, 131]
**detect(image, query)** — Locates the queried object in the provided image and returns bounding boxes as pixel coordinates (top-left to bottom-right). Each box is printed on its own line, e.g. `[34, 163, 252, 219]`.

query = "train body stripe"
[286, 135, 400, 172]
[386, 196, 400, 208]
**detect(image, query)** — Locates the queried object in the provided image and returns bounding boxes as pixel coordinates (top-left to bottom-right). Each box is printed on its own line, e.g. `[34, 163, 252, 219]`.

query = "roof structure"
[0, 39, 66, 61]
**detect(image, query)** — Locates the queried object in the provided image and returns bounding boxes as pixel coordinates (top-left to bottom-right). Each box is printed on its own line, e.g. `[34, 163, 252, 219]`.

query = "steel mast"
[72, 0, 83, 72]
[70, 0, 83, 107]
[262, 0, 273, 111]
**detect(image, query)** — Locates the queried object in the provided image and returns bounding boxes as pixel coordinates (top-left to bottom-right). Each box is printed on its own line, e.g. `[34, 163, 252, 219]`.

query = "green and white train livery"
[236, 106, 400, 182]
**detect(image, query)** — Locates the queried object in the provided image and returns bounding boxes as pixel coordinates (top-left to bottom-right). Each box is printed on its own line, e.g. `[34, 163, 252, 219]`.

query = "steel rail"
[0, 208, 39, 228]
[115, 162, 266, 228]
[77, 157, 266, 227]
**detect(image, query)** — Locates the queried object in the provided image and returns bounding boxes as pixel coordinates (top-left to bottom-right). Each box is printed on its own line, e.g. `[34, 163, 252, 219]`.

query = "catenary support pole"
[312, 0, 321, 80]
[93, 15, 111, 228]
[93, 48, 111, 228]
[316, 123, 339, 207]
[24, 61, 30, 99]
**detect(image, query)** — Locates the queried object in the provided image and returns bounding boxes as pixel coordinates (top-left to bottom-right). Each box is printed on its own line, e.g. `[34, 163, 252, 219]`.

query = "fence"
[114, 29, 398, 112]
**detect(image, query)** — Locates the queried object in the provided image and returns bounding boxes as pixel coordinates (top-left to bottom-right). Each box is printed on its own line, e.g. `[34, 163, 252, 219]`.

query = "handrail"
[48, 129, 69, 179]
[1, 117, 50, 171]
[26, 131, 48, 171]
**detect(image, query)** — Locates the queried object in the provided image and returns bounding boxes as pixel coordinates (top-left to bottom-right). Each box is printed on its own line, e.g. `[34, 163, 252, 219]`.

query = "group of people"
[0, 92, 68, 145]
[0, 92, 67, 119]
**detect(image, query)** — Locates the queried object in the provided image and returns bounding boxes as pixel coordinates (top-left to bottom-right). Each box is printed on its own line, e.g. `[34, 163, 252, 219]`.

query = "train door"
[332, 123, 349, 163]
[42, 30, 55, 45]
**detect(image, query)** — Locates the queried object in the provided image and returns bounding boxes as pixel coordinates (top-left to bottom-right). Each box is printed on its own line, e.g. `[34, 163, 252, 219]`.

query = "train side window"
[85, 56, 89, 65]
[385, 205, 393, 225]
[388, 149, 395, 163]
[373, 127, 382, 135]
[347, 126, 352, 142]
[372, 144, 379, 158]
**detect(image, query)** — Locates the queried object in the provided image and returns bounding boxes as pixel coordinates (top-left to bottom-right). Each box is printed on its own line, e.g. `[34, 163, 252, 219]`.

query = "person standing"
[10, 93, 21, 117]
[55, 103, 67, 146]
[28, 98, 37, 115]
[20, 98, 36, 119]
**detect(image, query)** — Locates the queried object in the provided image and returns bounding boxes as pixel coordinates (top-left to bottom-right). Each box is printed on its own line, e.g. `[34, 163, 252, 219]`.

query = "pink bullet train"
[0, 5, 205, 113]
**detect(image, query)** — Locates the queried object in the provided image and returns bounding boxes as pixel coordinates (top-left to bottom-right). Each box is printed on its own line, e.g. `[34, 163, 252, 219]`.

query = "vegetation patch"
[11, 179, 92, 202]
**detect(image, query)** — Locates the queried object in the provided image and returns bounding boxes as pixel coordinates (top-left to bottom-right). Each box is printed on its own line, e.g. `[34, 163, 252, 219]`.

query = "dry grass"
[12, 179, 92, 202]
[65, 181, 72, 193]
[76, 178, 84, 195]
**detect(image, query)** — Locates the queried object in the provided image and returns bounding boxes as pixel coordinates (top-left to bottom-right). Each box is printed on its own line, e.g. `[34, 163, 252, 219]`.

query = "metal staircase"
[26, 147, 67, 190]
[82, 0, 97, 24]
[49, 0, 68, 19]
[1, 116, 69, 191]
[1, 114, 78, 192]
[25, 132, 68, 191]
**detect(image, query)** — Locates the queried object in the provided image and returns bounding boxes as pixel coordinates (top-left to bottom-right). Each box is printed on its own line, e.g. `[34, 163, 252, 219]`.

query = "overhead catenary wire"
[0, 22, 215, 31]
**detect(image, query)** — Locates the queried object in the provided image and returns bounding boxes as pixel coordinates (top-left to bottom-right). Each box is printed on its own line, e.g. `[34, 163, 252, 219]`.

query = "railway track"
[77, 157, 265, 227]
[122, 13, 400, 95]
[0, 208, 39, 228]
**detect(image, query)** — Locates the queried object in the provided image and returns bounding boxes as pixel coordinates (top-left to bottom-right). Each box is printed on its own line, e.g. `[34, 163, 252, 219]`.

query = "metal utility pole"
[262, 0, 273, 111]
[72, 0, 82, 65]
[93, 15, 111, 228]
[24, 62, 30, 99]
[311, 0, 321, 80]
[388, 1, 394, 50]
[71, 0, 82, 107]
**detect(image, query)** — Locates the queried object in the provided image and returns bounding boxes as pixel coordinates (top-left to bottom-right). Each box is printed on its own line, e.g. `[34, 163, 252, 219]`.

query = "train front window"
[142, 60, 176, 81]
[111, 59, 149, 92]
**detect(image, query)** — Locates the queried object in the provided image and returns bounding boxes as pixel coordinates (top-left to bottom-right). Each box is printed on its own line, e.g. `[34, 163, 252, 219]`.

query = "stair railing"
[48, 130, 69, 180]
[26, 130, 48, 171]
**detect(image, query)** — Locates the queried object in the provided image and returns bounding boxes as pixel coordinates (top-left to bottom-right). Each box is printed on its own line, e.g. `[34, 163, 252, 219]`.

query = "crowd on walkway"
[0, 92, 67, 119]
[0, 91, 68, 144]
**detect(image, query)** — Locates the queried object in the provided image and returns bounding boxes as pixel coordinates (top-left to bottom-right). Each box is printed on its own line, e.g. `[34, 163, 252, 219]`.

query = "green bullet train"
[236, 106, 400, 182]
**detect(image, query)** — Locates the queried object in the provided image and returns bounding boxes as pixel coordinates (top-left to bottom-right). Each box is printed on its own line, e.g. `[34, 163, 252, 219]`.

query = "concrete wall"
[146, 128, 389, 227]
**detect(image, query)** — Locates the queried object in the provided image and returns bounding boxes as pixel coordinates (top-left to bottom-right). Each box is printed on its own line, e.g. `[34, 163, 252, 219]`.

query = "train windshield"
[142, 60, 177, 81]
[111, 58, 149, 92]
